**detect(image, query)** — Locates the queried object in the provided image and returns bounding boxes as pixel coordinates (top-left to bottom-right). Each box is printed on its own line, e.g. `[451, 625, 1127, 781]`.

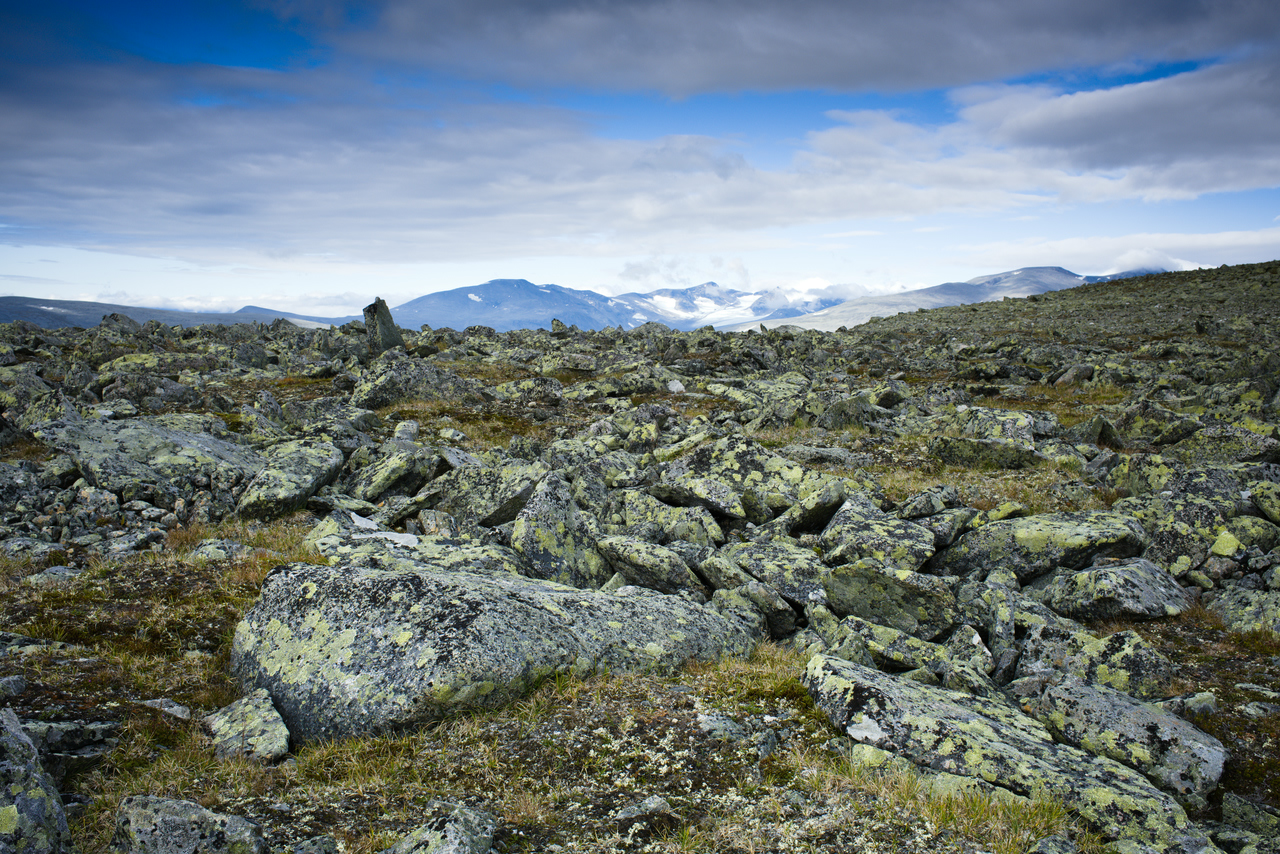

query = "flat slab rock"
[231, 560, 755, 741]
[803, 653, 1211, 853]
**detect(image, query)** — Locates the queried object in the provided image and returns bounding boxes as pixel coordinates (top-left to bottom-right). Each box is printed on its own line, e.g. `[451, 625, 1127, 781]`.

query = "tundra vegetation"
[1, 264, 1279, 854]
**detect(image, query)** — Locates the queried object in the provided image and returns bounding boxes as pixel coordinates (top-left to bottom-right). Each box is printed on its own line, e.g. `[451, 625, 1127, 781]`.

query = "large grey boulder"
[0, 708, 72, 854]
[930, 511, 1149, 584]
[1011, 675, 1227, 811]
[110, 796, 267, 854]
[803, 653, 1209, 853]
[236, 439, 344, 520]
[1040, 558, 1193, 622]
[231, 560, 755, 741]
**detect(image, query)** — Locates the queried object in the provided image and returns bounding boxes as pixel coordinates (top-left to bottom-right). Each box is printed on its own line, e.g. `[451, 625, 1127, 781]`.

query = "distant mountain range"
[724, 266, 1163, 332]
[0, 266, 1161, 333]
[0, 297, 340, 331]
[384, 279, 843, 332]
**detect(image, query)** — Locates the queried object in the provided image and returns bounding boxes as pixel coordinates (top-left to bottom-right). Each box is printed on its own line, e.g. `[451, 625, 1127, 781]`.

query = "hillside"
[1, 261, 1278, 854]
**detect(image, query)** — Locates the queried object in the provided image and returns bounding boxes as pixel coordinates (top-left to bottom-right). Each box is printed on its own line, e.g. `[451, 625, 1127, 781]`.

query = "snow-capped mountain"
[725, 267, 1164, 332]
[0, 267, 1165, 332]
[389, 279, 835, 332]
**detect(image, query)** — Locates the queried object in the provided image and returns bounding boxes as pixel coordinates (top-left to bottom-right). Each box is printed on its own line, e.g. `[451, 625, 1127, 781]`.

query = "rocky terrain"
[1, 261, 1278, 854]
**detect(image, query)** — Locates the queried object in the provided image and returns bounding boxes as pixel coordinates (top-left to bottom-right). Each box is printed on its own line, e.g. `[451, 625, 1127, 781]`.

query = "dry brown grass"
[977, 381, 1131, 427]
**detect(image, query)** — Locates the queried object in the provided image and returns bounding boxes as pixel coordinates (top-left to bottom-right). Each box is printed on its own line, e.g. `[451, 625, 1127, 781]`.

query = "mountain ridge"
[0, 266, 1163, 331]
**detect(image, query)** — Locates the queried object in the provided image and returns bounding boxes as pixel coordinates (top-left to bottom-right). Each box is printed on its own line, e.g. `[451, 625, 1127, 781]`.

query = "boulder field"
[1, 261, 1279, 853]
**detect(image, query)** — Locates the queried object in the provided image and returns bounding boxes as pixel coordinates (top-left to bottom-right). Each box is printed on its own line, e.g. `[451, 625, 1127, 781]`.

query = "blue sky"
[2, 0, 1279, 316]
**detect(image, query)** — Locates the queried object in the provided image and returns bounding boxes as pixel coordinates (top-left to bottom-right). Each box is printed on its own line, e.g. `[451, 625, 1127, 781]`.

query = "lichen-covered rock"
[110, 795, 267, 854]
[928, 436, 1046, 470]
[618, 490, 724, 548]
[1068, 630, 1174, 700]
[1251, 480, 1280, 525]
[1011, 675, 1227, 810]
[349, 351, 488, 410]
[822, 558, 959, 641]
[930, 511, 1149, 584]
[1208, 585, 1280, 635]
[203, 688, 290, 763]
[379, 801, 496, 854]
[231, 560, 754, 740]
[511, 472, 612, 588]
[0, 708, 72, 854]
[719, 539, 828, 604]
[33, 415, 262, 514]
[803, 654, 1207, 852]
[236, 439, 344, 520]
[419, 460, 549, 528]
[1041, 558, 1193, 622]
[596, 536, 704, 595]
[1164, 424, 1280, 465]
[819, 495, 937, 571]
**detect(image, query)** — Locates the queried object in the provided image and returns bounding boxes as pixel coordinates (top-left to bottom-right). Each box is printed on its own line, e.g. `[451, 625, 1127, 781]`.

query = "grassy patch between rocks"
[976, 381, 1130, 428]
[0, 435, 56, 463]
[44, 632, 1102, 854]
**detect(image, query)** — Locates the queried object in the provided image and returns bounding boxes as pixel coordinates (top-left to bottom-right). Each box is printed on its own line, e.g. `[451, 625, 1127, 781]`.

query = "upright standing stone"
[0, 708, 72, 854]
[364, 297, 406, 357]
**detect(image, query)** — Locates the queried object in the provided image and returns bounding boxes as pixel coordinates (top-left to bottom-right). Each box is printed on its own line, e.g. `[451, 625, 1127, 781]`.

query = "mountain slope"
[0, 296, 327, 330]
[727, 267, 1163, 331]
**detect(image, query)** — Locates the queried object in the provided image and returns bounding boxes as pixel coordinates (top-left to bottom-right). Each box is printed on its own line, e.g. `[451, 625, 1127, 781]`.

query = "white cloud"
[953, 226, 1280, 274]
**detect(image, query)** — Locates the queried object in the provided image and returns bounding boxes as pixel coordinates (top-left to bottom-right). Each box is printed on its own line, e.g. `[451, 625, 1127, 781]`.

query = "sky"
[2, 0, 1279, 317]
